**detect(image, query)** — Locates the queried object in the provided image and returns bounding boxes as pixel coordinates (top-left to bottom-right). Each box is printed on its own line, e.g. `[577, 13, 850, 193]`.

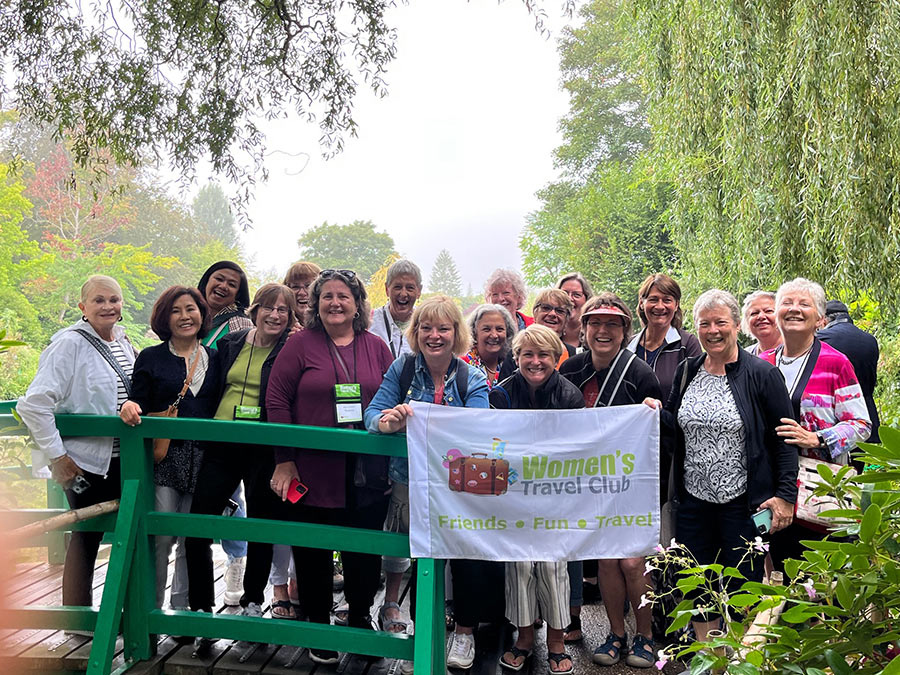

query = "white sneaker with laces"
[223, 556, 245, 606]
[242, 601, 263, 618]
[446, 631, 475, 669]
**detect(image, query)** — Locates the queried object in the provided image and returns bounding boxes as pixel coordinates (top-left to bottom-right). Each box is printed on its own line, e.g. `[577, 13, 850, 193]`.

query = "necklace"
[777, 344, 812, 366]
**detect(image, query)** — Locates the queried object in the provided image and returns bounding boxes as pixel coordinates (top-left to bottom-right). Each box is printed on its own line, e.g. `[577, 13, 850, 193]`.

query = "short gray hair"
[483, 268, 527, 308]
[775, 278, 826, 320]
[692, 289, 741, 326]
[81, 275, 123, 302]
[467, 303, 517, 355]
[740, 290, 776, 336]
[385, 259, 423, 288]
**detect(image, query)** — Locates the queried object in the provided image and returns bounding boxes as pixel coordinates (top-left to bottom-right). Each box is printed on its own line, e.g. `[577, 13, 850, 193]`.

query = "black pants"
[63, 458, 121, 606]
[769, 522, 827, 576]
[185, 444, 284, 611]
[676, 492, 763, 620]
[449, 559, 506, 628]
[288, 496, 390, 626]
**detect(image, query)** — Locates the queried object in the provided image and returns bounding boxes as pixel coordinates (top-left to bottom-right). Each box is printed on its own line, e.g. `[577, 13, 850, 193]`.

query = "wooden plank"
[0, 628, 57, 658]
[257, 645, 313, 675]
[211, 641, 278, 675]
[16, 630, 90, 671]
[63, 634, 124, 671]
[125, 637, 186, 675]
[162, 640, 230, 675]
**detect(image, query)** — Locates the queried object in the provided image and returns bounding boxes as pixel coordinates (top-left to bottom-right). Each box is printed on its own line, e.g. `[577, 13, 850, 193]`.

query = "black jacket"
[560, 349, 663, 406]
[490, 370, 585, 411]
[130, 342, 221, 419]
[661, 348, 798, 511]
[216, 328, 291, 421]
[818, 319, 880, 442]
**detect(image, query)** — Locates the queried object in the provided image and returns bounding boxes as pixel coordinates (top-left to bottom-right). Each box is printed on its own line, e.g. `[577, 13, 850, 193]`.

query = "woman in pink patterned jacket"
[761, 277, 871, 570]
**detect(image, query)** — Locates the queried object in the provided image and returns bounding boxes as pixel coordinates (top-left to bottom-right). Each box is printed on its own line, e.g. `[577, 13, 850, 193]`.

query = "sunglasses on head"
[320, 269, 358, 281]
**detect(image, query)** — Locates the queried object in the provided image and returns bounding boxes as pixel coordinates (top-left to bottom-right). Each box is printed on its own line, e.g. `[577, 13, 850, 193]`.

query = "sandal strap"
[599, 632, 627, 650]
[505, 645, 532, 660]
[548, 651, 574, 673]
[630, 634, 654, 657]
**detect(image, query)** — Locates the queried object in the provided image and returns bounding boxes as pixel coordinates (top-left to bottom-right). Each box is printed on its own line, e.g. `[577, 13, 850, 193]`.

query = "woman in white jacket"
[17, 275, 137, 609]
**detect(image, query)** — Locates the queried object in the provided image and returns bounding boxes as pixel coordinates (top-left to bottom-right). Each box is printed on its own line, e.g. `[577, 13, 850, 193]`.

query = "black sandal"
[548, 651, 574, 674]
[563, 614, 583, 643]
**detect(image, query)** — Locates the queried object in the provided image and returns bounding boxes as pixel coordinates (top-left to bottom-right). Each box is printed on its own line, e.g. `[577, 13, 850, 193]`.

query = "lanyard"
[381, 307, 402, 359]
[776, 345, 812, 397]
[326, 332, 358, 384]
[238, 338, 255, 406]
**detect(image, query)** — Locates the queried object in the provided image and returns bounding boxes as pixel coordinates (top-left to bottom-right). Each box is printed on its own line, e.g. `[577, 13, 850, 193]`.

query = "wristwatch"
[816, 433, 827, 449]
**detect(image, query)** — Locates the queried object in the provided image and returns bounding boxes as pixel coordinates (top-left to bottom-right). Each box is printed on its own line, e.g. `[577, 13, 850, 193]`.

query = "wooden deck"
[1, 547, 685, 674]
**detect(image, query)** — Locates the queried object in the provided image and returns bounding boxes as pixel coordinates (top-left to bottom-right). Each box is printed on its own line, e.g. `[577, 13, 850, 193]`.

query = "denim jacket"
[365, 352, 489, 484]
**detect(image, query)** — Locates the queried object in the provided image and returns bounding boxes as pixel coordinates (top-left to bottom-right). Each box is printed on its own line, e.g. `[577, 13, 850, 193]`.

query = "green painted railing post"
[87, 479, 142, 675]
[413, 557, 446, 674]
[119, 430, 155, 663]
[46, 479, 67, 564]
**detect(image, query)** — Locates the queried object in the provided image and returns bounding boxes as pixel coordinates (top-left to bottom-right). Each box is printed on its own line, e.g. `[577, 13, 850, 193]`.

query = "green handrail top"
[0, 412, 407, 457]
[0, 400, 16, 414]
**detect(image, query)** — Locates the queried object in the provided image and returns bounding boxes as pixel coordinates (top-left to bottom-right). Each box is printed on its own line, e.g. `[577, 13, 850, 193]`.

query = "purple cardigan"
[266, 328, 394, 508]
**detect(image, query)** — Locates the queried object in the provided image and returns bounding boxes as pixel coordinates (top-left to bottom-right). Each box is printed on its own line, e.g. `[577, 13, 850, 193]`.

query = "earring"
[354, 311, 360, 319]
[118, 316, 123, 322]
[81, 316, 88, 322]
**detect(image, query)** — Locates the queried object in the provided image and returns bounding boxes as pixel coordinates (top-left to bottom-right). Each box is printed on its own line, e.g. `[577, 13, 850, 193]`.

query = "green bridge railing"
[0, 410, 445, 675]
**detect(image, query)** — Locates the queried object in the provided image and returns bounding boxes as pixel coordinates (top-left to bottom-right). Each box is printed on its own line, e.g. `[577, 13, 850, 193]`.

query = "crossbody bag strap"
[381, 307, 397, 359]
[171, 347, 202, 409]
[74, 329, 133, 398]
[603, 352, 635, 406]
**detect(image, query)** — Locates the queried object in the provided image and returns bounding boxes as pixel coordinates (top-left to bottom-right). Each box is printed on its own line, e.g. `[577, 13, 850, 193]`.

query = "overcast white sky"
[230, 0, 573, 291]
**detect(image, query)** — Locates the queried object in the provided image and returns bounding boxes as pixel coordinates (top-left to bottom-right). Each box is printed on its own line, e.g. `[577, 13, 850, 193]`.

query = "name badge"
[334, 383, 363, 424]
[233, 405, 262, 421]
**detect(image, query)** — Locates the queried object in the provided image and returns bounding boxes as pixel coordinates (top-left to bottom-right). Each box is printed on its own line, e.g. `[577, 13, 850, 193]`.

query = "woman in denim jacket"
[365, 294, 490, 672]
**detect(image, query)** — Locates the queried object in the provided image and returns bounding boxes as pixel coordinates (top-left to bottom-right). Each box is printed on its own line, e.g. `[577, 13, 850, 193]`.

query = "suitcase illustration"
[448, 452, 509, 495]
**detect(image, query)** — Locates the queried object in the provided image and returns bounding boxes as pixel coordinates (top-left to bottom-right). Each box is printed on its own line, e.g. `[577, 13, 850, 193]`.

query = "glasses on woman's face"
[260, 305, 290, 316]
[320, 269, 357, 281]
[536, 303, 569, 317]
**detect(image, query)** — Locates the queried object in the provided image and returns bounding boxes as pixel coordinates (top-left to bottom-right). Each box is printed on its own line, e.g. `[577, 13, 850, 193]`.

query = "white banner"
[407, 401, 660, 562]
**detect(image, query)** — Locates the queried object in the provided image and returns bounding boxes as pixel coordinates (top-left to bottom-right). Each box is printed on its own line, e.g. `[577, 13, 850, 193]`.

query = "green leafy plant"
[0, 329, 25, 354]
[649, 428, 900, 674]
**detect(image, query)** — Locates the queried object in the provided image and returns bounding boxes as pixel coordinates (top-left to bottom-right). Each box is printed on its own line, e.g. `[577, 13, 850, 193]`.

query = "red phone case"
[287, 478, 308, 503]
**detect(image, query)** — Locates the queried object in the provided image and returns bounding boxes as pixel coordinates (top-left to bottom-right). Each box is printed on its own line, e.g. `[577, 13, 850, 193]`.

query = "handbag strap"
[74, 329, 133, 398]
[171, 347, 202, 410]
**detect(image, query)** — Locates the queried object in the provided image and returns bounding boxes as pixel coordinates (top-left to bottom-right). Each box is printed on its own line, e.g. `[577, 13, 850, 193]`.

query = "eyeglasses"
[536, 303, 569, 317]
[320, 269, 357, 281]
[260, 305, 290, 315]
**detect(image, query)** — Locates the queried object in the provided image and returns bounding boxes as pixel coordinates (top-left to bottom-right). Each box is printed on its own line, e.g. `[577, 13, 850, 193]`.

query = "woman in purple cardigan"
[266, 269, 393, 665]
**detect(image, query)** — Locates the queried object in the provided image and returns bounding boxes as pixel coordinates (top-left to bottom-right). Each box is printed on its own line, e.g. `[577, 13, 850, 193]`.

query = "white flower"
[638, 593, 652, 609]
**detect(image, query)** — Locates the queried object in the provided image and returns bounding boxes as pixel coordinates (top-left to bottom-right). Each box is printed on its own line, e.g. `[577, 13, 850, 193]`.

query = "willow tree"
[628, 0, 900, 304]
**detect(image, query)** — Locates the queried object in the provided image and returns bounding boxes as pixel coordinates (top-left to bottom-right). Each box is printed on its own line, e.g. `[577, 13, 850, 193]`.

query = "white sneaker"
[399, 659, 415, 674]
[446, 631, 475, 669]
[241, 601, 263, 618]
[223, 556, 245, 606]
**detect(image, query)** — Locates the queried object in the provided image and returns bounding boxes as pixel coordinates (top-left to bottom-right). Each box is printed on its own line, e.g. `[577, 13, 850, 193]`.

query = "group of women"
[17, 261, 872, 674]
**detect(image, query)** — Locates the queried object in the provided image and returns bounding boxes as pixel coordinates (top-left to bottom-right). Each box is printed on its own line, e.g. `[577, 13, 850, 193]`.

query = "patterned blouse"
[677, 367, 748, 503]
[462, 349, 500, 390]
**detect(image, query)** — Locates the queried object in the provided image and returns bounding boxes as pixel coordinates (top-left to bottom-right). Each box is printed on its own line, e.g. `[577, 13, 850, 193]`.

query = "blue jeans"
[222, 485, 248, 560]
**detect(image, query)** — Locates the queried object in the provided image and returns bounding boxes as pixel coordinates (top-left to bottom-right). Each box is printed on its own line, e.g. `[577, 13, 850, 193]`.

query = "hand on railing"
[378, 404, 415, 434]
[120, 401, 143, 426]
[271, 461, 301, 501]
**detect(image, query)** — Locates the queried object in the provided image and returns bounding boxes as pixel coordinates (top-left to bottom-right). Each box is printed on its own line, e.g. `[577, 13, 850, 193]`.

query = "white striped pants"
[504, 560, 570, 630]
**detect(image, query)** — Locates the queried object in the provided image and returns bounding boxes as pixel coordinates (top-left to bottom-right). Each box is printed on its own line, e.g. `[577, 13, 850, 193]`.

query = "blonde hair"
[484, 268, 527, 309]
[406, 295, 470, 356]
[532, 288, 574, 316]
[512, 324, 564, 362]
[81, 275, 123, 302]
[740, 291, 776, 336]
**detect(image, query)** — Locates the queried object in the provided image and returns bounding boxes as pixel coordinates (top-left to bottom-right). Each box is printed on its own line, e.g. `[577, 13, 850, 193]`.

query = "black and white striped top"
[106, 339, 134, 457]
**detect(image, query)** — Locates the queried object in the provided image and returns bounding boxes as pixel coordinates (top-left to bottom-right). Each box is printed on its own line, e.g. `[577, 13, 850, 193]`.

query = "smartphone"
[70, 475, 91, 494]
[287, 478, 309, 504]
[752, 508, 773, 535]
[222, 498, 240, 517]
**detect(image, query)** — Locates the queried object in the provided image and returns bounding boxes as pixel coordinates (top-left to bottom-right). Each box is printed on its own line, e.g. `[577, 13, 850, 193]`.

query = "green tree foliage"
[0, 1, 399, 191]
[298, 220, 397, 284]
[429, 249, 463, 297]
[193, 184, 238, 250]
[555, 0, 650, 179]
[521, 0, 675, 304]
[628, 0, 900, 305]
